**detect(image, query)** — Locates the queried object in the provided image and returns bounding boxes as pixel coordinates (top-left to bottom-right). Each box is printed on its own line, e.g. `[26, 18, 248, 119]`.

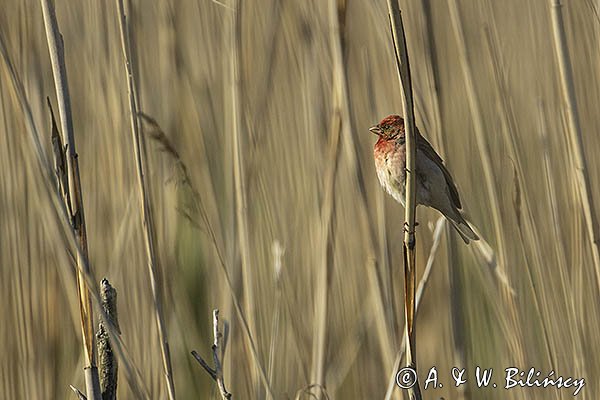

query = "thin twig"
[69, 385, 87, 400]
[192, 310, 232, 400]
[385, 1, 421, 399]
[38, 1, 100, 398]
[191, 351, 217, 380]
[295, 384, 330, 400]
[114, 1, 176, 398]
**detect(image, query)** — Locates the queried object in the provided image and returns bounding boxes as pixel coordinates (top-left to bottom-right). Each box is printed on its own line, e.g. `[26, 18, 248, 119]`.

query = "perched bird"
[370, 115, 478, 243]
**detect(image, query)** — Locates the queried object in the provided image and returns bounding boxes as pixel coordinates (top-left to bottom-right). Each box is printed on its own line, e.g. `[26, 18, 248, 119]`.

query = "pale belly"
[375, 149, 445, 208]
[376, 164, 430, 206]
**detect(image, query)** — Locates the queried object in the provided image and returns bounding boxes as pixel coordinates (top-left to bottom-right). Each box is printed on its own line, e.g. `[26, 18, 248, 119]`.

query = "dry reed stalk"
[0, 28, 151, 400]
[138, 114, 275, 398]
[480, 19, 539, 368]
[266, 242, 284, 400]
[362, 47, 398, 337]
[228, 2, 259, 393]
[484, 14, 584, 385]
[224, 0, 259, 394]
[384, 218, 446, 400]
[324, 294, 374, 392]
[447, 0, 508, 281]
[309, 0, 345, 391]
[537, 101, 586, 378]
[418, 7, 470, 394]
[38, 1, 100, 398]
[114, 1, 176, 398]
[537, 101, 569, 290]
[447, 2, 528, 375]
[249, 0, 283, 145]
[549, 0, 600, 291]
[308, 87, 339, 392]
[418, 0, 443, 149]
[385, 1, 421, 399]
[326, 0, 396, 380]
[512, 182, 557, 367]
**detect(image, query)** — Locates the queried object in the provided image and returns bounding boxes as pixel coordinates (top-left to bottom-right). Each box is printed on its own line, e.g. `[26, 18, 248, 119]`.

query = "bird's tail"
[449, 213, 479, 244]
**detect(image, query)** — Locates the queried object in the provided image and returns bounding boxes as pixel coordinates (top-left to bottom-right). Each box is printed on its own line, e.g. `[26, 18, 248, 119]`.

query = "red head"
[369, 115, 405, 140]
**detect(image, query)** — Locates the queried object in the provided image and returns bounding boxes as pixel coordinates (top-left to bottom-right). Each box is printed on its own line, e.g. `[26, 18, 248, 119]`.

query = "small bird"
[370, 115, 478, 243]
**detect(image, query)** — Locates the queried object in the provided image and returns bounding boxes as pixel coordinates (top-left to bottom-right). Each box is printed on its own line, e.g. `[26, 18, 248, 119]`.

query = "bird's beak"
[369, 125, 382, 136]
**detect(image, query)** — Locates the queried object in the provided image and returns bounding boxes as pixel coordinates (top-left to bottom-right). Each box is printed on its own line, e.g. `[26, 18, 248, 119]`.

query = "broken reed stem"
[97, 278, 120, 400]
[38, 1, 101, 398]
[0, 31, 150, 400]
[69, 385, 87, 400]
[549, 0, 600, 291]
[384, 218, 446, 400]
[385, 1, 421, 399]
[114, 1, 176, 398]
[192, 310, 232, 400]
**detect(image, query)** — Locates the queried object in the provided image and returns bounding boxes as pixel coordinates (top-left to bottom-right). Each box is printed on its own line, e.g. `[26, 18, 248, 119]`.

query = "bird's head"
[369, 115, 405, 140]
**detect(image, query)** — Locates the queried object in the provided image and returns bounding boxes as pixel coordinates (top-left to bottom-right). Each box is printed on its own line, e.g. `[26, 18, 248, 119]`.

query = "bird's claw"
[403, 221, 419, 234]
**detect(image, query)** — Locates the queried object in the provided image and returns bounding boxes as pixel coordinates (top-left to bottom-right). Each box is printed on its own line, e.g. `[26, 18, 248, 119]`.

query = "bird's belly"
[375, 152, 440, 207]
[376, 165, 406, 205]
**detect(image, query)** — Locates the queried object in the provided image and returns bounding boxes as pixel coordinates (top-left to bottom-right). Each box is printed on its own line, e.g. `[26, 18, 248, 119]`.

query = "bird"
[370, 114, 479, 244]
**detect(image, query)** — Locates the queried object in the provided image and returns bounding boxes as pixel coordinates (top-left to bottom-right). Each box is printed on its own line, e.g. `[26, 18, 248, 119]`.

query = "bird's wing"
[417, 131, 463, 209]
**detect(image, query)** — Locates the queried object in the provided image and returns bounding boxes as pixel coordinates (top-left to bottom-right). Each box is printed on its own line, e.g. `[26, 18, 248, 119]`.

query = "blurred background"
[1, 0, 599, 399]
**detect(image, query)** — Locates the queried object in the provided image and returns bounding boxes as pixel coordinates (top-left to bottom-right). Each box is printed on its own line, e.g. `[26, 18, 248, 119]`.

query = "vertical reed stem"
[385, 1, 421, 399]
[114, 1, 176, 398]
[39, 1, 101, 398]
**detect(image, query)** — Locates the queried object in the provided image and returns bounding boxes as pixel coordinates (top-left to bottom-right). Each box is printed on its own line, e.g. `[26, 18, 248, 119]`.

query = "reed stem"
[114, 1, 176, 398]
[385, 1, 421, 399]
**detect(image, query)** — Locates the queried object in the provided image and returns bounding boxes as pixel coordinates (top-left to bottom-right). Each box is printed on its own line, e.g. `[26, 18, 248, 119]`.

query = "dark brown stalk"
[97, 278, 120, 400]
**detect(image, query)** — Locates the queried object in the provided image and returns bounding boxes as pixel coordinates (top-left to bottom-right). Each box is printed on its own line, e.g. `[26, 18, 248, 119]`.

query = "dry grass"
[1, 1, 599, 399]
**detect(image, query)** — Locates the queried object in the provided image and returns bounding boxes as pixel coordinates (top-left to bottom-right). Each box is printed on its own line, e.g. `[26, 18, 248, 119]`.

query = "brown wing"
[416, 129, 462, 209]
